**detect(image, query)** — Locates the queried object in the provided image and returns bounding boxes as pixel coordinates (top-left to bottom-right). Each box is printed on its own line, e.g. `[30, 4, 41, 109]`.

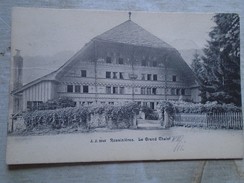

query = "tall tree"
[196, 13, 241, 106]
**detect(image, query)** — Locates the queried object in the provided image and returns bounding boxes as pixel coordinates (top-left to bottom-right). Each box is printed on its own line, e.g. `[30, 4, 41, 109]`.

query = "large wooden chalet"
[11, 16, 200, 113]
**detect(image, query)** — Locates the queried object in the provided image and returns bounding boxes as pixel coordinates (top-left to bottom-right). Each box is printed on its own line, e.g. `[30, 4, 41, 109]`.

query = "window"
[80, 101, 86, 106]
[152, 61, 157, 67]
[113, 72, 117, 79]
[109, 102, 114, 105]
[181, 89, 185, 95]
[106, 86, 111, 94]
[176, 88, 180, 95]
[106, 72, 111, 78]
[171, 88, 176, 95]
[143, 102, 147, 106]
[120, 87, 125, 94]
[172, 75, 177, 82]
[83, 85, 89, 93]
[113, 87, 118, 94]
[147, 74, 151, 80]
[87, 101, 93, 105]
[152, 88, 157, 95]
[67, 85, 73, 93]
[150, 102, 155, 110]
[27, 101, 43, 110]
[153, 74, 157, 81]
[27, 101, 31, 110]
[141, 74, 145, 80]
[106, 56, 112, 63]
[75, 85, 81, 93]
[141, 88, 146, 95]
[142, 60, 147, 66]
[81, 70, 87, 77]
[147, 88, 151, 95]
[119, 72, 124, 79]
[137, 101, 141, 105]
[118, 58, 124, 64]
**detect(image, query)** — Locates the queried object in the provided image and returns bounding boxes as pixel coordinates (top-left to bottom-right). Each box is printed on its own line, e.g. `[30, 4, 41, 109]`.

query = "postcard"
[6, 8, 243, 164]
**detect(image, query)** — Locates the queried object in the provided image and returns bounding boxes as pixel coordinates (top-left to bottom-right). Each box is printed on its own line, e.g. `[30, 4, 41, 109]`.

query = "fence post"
[162, 110, 170, 128]
[132, 114, 138, 129]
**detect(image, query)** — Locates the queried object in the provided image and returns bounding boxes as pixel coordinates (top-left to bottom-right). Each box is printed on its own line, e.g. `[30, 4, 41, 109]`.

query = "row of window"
[80, 70, 177, 82]
[106, 72, 124, 79]
[141, 74, 157, 81]
[105, 72, 158, 81]
[171, 88, 185, 96]
[27, 101, 43, 110]
[67, 85, 89, 93]
[106, 86, 125, 94]
[105, 56, 159, 67]
[141, 88, 157, 95]
[137, 101, 157, 109]
[106, 56, 124, 64]
[66, 85, 186, 96]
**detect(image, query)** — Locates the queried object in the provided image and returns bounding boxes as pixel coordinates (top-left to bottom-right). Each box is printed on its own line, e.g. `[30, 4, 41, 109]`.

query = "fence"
[174, 112, 243, 129]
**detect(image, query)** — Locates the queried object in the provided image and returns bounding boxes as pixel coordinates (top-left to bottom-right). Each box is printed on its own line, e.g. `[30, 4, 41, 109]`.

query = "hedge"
[22, 102, 140, 130]
[158, 100, 241, 115]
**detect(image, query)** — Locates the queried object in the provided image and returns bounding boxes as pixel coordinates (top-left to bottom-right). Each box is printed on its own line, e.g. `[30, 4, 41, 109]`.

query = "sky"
[11, 8, 216, 83]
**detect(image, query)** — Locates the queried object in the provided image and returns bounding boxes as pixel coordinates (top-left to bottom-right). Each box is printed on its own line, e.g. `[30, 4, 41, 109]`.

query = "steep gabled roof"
[95, 20, 173, 49]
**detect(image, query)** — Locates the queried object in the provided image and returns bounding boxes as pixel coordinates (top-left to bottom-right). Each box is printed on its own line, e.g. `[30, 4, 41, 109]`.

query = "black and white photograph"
[7, 8, 243, 164]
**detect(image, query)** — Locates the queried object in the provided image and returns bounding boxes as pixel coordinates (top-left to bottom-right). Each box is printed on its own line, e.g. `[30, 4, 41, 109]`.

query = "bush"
[141, 106, 159, 120]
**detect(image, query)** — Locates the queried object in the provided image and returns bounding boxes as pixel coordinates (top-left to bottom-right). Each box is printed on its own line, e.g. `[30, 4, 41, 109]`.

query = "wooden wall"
[22, 81, 56, 110]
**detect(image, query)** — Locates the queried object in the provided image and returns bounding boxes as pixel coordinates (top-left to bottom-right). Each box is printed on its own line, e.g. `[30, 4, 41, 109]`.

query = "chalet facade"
[11, 17, 200, 113]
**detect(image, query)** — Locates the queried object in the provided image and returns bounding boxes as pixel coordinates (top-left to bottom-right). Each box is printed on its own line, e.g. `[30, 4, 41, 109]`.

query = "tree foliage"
[194, 13, 241, 106]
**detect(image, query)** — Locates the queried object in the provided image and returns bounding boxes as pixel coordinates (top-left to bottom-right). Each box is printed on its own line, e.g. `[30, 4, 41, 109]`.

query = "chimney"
[13, 49, 23, 89]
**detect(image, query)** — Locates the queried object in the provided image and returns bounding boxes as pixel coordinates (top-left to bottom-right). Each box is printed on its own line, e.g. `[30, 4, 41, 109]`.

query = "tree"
[191, 51, 202, 75]
[195, 13, 241, 106]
